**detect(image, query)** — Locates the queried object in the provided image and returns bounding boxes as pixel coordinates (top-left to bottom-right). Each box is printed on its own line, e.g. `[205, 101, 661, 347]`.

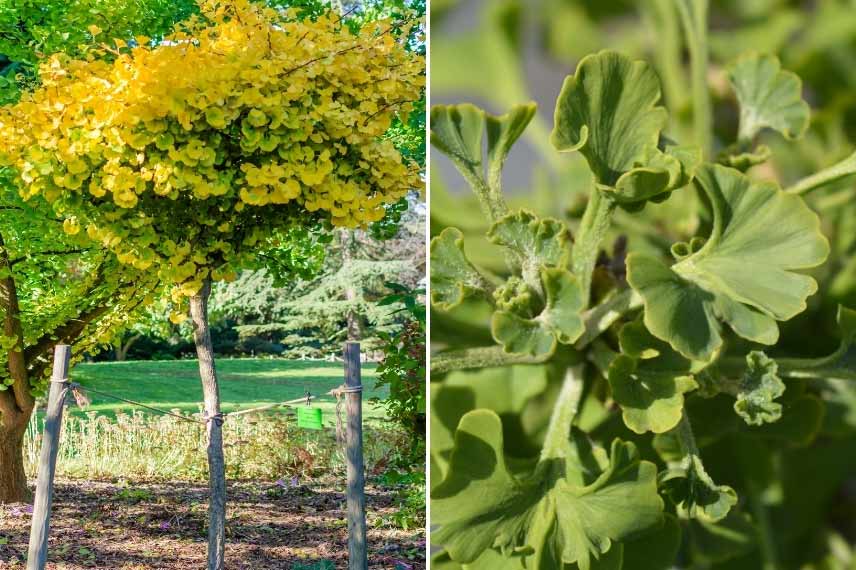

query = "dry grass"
[24, 410, 404, 482]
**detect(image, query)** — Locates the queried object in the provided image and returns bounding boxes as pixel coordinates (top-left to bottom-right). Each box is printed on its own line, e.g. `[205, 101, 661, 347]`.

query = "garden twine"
[329, 384, 363, 445]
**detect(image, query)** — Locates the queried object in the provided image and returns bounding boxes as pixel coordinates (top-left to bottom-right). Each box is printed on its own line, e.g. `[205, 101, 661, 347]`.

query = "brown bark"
[114, 334, 142, 362]
[189, 280, 226, 570]
[0, 416, 30, 503]
[0, 233, 33, 503]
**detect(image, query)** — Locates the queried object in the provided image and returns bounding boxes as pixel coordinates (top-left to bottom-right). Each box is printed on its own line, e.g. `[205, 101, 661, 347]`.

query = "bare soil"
[0, 479, 424, 570]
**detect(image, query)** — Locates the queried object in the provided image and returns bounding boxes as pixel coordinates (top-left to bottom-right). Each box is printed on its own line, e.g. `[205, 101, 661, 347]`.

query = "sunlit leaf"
[628, 164, 829, 361]
[551, 50, 699, 206]
[728, 52, 810, 143]
[608, 321, 699, 434]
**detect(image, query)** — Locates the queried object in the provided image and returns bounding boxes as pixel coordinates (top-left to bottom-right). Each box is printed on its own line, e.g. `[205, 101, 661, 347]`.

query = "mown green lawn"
[64, 358, 388, 424]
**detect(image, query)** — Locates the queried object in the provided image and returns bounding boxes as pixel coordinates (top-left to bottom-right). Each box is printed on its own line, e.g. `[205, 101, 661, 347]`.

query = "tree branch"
[9, 248, 89, 266]
[0, 231, 34, 418]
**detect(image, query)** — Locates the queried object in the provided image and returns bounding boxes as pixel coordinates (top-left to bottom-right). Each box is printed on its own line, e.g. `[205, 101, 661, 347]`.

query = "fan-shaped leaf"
[491, 268, 584, 356]
[728, 52, 809, 142]
[627, 164, 829, 361]
[551, 50, 699, 206]
[608, 321, 699, 434]
[431, 228, 490, 310]
[431, 102, 537, 192]
[432, 410, 663, 570]
[488, 209, 570, 269]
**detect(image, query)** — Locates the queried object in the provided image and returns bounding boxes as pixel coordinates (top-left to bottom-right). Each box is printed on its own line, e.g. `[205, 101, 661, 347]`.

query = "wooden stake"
[26, 345, 71, 570]
[344, 341, 367, 570]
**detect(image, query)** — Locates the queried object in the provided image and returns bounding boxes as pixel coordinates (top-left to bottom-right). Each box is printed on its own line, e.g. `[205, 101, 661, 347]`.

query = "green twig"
[675, 0, 712, 158]
[747, 480, 780, 570]
[540, 365, 585, 460]
[430, 346, 550, 375]
[785, 150, 856, 196]
[575, 288, 643, 349]
[644, 0, 687, 114]
[719, 346, 856, 382]
[455, 162, 509, 222]
[572, 189, 616, 306]
[676, 409, 700, 457]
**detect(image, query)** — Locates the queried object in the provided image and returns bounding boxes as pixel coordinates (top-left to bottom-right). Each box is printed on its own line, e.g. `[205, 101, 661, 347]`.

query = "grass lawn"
[64, 358, 388, 424]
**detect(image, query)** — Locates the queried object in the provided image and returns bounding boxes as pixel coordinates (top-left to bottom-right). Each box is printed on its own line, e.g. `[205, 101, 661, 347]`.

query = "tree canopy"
[0, 0, 424, 312]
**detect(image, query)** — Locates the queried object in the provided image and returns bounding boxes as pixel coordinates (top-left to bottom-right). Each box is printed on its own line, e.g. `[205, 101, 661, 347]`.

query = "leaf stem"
[430, 346, 550, 375]
[785, 150, 856, 195]
[644, 0, 687, 114]
[675, 0, 712, 158]
[719, 349, 856, 382]
[573, 189, 616, 307]
[456, 162, 509, 222]
[541, 365, 585, 460]
[575, 288, 643, 349]
[675, 409, 700, 457]
[747, 480, 780, 570]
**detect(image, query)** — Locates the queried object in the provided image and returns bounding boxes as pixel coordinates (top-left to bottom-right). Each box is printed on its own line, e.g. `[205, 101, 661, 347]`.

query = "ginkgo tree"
[0, 0, 424, 567]
[429, 40, 850, 570]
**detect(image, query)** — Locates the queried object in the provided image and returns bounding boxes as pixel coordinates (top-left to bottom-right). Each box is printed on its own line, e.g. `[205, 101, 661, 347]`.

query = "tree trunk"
[341, 230, 361, 341]
[189, 280, 226, 570]
[114, 334, 141, 362]
[0, 232, 35, 504]
[0, 415, 30, 503]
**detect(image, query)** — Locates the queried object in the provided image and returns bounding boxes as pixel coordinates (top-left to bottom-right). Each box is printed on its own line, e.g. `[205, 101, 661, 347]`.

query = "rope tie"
[204, 411, 225, 426]
[329, 384, 363, 445]
[53, 380, 205, 424]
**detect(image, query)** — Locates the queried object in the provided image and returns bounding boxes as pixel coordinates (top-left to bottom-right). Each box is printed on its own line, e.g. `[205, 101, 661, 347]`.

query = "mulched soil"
[0, 479, 424, 570]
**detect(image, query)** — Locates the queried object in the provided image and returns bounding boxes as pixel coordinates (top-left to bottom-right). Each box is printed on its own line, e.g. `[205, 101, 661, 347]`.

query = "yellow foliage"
[0, 0, 424, 298]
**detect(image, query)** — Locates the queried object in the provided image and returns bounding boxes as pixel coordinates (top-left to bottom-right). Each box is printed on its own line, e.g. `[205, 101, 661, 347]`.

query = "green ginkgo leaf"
[431, 228, 490, 310]
[550, 50, 699, 206]
[487, 209, 570, 286]
[431, 102, 537, 191]
[728, 52, 810, 143]
[431, 104, 485, 172]
[486, 103, 538, 187]
[627, 164, 829, 361]
[734, 351, 785, 426]
[432, 410, 663, 570]
[492, 267, 584, 356]
[430, 363, 555, 484]
[608, 321, 699, 434]
[660, 454, 738, 523]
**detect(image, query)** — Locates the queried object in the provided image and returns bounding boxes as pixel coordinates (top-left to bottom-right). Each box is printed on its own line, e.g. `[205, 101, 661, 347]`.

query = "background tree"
[0, 2, 424, 567]
[214, 194, 424, 355]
